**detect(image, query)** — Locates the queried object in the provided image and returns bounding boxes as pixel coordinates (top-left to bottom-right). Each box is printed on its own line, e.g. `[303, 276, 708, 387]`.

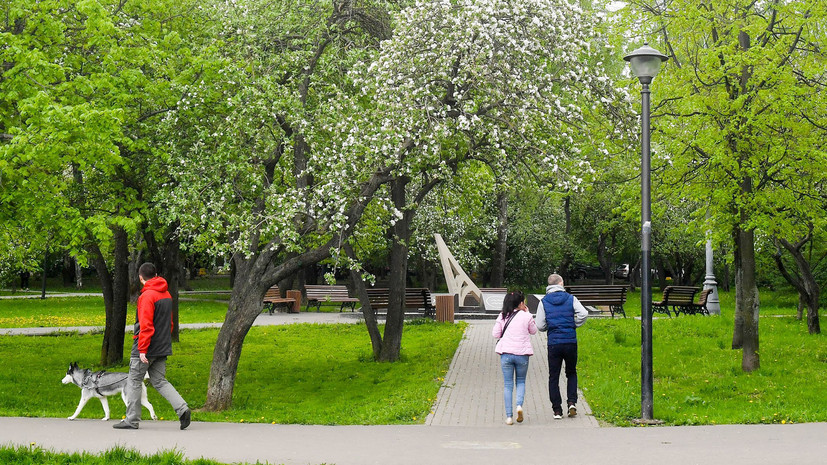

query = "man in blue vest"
[536, 273, 588, 419]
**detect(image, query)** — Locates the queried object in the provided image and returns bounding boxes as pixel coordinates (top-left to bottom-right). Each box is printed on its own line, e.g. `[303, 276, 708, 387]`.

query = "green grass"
[0, 297, 231, 328]
[0, 293, 360, 328]
[579, 310, 827, 426]
[0, 445, 247, 465]
[4, 274, 232, 294]
[0, 321, 465, 425]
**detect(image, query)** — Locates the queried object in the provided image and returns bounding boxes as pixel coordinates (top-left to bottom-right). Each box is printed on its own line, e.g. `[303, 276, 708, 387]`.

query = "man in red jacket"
[114, 263, 191, 430]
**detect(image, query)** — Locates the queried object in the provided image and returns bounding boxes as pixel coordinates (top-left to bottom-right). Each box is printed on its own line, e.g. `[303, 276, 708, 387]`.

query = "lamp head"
[624, 42, 668, 84]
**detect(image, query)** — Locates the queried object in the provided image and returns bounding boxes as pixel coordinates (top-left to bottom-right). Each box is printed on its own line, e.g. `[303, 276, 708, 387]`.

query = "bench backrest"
[660, 286, 699, 305]
[696, 288, 712, 306]
[264, 285, 281, 298]
[565, 285, 628, 305]
[305, 284, 352, 300]
[366, 288, 433, 309]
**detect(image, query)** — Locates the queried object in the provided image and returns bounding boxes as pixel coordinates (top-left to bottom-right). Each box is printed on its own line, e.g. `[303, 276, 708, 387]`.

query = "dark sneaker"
[568, 404, 577, 417]
[113, 421, 138, 430]
[553, 411, 563, 420]
[179, 409, 191, 430]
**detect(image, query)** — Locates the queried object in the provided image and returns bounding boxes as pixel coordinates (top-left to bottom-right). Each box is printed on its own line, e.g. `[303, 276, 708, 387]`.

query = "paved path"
[427, 321, 597, 427]
[1, 417, 825, 464]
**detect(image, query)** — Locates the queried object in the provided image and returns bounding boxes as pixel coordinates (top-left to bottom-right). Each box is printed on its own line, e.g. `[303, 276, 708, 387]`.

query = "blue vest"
[542, 291, 577, 345]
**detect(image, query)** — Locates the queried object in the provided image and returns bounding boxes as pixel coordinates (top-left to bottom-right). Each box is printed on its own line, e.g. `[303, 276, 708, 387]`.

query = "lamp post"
[624, 42, 668, 422]
[704, 228, 721, 315]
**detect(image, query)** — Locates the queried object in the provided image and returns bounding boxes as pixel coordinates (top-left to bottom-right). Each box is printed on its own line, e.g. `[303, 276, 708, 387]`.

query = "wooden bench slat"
[262, 285, 297, 314]
[304, 285, 359, 312]
[652, 286, 705, 317]
[564, 285, 627, 318]
[365, 288, 435, 318]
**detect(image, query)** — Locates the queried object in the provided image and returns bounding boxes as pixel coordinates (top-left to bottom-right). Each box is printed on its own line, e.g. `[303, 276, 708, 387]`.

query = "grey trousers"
[125, 356, 188, 425]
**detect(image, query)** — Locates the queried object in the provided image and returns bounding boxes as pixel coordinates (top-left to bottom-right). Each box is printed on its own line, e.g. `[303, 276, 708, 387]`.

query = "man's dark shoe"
[179, 409, 191, 430]
[113, 421, 138, 430]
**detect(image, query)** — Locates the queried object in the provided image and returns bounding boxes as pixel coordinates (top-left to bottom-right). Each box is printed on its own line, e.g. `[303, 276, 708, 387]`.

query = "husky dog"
[62, 362, 158, 421]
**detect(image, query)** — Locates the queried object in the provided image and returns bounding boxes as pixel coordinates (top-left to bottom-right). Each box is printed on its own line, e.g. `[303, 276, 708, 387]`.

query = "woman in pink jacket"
[492, 291, 537, 425]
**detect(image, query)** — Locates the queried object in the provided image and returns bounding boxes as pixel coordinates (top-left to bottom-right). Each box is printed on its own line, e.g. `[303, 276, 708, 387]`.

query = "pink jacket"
[492, 310, 537, 355]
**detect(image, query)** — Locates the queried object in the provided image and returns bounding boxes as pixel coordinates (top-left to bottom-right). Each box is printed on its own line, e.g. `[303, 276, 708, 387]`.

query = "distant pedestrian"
[114, 262, 191, 430]
[492, 291, 537, 425]
[536, 273, 588, 419]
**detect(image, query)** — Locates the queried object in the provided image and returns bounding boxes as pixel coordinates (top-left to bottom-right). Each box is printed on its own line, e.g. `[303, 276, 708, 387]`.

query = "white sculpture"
[434, 233, 483, 306]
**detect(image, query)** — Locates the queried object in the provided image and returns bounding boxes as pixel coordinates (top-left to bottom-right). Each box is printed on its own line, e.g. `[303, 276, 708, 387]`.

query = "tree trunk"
[596, 233, 612, 284]
[203, 256, 266, 411]
[62, 253, 75, 287]
[203, 239, 340, 410]
[202, 163, 392, 410]
[144, 225, 183, 342]
[75, 260, 83, 288]
[95, 227, 130, 366]
[722, 259, 730, 292]
[345, 244, 383, 359]
[489, 191, 508, 288]
[774, 237, 821, 334]
[732, 226, 760, 371]
[378, 176, 411, 362]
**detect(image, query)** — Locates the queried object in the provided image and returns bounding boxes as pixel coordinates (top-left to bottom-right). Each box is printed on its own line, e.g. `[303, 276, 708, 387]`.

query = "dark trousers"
[548, 343, 578, 412]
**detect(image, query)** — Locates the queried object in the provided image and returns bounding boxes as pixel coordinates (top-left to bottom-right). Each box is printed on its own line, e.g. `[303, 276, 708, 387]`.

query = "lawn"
[0, 321, 466, 425]
[0, 446, 233, 465]
[0, 292, 358, 328]
[0, 296, 231, 328]
[579, 310, 827, 426]
[2, 288, 825, 427]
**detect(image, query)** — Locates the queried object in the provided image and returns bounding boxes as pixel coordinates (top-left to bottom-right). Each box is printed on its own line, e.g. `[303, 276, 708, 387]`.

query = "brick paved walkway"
[427, 321, 599, 427]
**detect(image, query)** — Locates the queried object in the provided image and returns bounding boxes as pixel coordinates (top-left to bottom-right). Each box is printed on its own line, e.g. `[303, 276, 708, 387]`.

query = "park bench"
[683, 288, 713, 316]
[365, 287, 436, 318]
[651, 286, 699, 317]
[304, 284, 359, 312]
[262, 285, 297, 315]
[564, 285, 628, 318]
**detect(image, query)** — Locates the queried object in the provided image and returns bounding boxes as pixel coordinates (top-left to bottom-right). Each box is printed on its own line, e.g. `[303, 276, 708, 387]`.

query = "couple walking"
[491, 273, 588, 424]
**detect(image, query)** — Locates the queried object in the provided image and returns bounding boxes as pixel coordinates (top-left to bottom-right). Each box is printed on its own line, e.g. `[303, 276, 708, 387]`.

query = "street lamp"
[624, 42, 668, 422]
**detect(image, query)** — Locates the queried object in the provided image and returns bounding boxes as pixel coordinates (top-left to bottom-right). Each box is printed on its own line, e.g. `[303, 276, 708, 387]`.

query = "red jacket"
[133, 277, 174, 357]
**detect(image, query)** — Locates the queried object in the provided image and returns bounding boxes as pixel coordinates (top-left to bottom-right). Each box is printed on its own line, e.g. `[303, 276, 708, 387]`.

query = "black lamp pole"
[639, 77, 654, 420]
[624, 43, 667, 422]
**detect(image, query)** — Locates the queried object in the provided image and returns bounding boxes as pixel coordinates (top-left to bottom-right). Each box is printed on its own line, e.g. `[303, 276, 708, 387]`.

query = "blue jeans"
[500, 353, 529, 418]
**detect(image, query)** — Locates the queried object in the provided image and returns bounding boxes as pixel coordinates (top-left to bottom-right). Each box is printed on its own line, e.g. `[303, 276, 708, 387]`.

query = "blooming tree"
[155, 0, 399, 410]
[343, 0, 630, 360]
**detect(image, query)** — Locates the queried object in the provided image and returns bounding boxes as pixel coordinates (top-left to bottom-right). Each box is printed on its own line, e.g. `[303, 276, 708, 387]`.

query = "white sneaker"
[516, 405, 524, 423]
[553, 413, 563, 420]
[506, 417, 514, 425]
[568, 404, 577, 417]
